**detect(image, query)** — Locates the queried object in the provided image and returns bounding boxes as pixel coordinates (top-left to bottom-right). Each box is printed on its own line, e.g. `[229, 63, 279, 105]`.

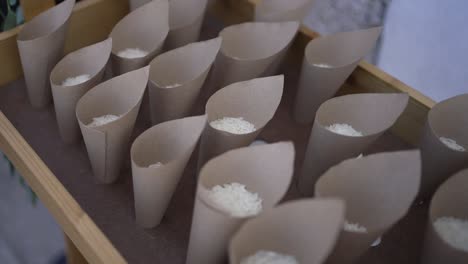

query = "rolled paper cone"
[148, 37, 222, 125]
[299, 93, 409, 196]
[17, 0, 75, 108]
[418, 94, 468, 199]
[229, 198, 345, 264]
[255, 0, 315, 22]
[110, 0, 169, 75]
[76, 66, 150, 184]
[210, 21, 299, 90]
[197, 75, 284, 170]
[293, 27, 383, 124]
[315, 150, 421, 264]
[129, 0, 151, 10]
[186, 141, 295, 264]
[50, 38, 112, 144]
[166, 0, 208, 50]
[131, 115, 206, 228]
[422, 169, 468, 264]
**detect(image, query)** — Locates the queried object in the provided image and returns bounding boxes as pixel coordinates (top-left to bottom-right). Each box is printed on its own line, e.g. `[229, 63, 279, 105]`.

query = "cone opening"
[169, 0, 207, 30]
[430, 169, 468, 221]
[315, 93, 409, 137]
[305, 27, 382, 68]
[220, 22, 299, 61]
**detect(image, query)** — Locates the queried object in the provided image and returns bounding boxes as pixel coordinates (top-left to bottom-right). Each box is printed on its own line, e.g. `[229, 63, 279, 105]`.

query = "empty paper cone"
[293, 27, 382, 124]
[422, 169, 468, 264]
[148, 37, 222, 125]
[186, 141, 295, 264]
[131, 115, 206, 228]
[315, 150, 421, 264]
[166, 0, 208, 49]
[50, 38, 112, 144]
[418, 94, 468, 199]
[255, 0, 315, 22]
[17, 0, 75, 108]
[76, 66, 150, 183]
[229, 198, 344, 264]
[299, 93, 409, 196]
[110, 0, 169, 75]
[210, 21, 299, 90]
[197, 75, 284, 170]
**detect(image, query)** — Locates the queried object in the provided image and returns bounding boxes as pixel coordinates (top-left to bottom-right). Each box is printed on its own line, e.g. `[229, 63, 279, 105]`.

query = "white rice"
[439, 137, 466, 152]
[148, 162, 163, 169]
[371, 236, 382, 247]
[206, 182, 262, 217]
[163, 83, 181, 88]
[326, 123, 363, 137]
[356, 153, 363, 159]
[313, 63, 333, 68]
[62, 74, 91, 86]
[87, 114, 120, 127]
[210, 117, 256, 134]
[344, 220, 367, 233]
[433, 216, 468, 252]
[241, 250, 298, 264]
[117, 48, 148, 59]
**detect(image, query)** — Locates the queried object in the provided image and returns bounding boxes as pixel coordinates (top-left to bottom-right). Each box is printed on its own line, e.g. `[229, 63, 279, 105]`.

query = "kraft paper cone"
[229, 198, 345, 264]
[255, 0, 315, 22]
[197, 75, 284, 170]
[76, 66, 150, 184]
[293, 27, 383, 124]
[418, 94, 468, 199]
[50, 38, 112, 144]
[315, 150, 421, 264]
[211, 21, 299, 90]
[166, 0, 208, 50]
[148, 37, 222, 125]
[131, 115, 206, 228]
[422, 168, 468, 264]
[186, 141, 295, 264]
[299, 93, 409, 196]
[17, 0, 75, 108]
[110, 0, 169, 75]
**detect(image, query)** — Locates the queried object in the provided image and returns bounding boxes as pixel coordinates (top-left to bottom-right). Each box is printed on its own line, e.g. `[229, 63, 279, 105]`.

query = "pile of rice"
[206, 182, 262, 217]
[148, 162, 163, 169]
[117, 48, 148, 59]
[62, 74, 91, 86]
[433, 216, 468, 252]
[326, 123, 363, 137]
[241, 250, 298, 264]
[210, 117, 256, 134]
[88, 115, 120, 127]
[312, 63, 333, 68]
[344, 220, 367, 233]
[439, 137, 466, 152]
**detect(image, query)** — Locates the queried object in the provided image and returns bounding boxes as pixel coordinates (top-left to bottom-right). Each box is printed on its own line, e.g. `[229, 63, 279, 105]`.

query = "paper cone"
[131, 115, 206, 228]
[197, 75, 284, 170]
[129, 0, 151, 10]
[293, 27, 383, 124]
[422, 168, 468, 264]
[110, 0, 169, 75]
[166, 0, 208, 50]
[315, 150, 421, 264]
[76, 66, 150, 183]
[210, 21, 299, 90]
[17, 0, 75, 108]
[50, 38, 112, 144]
[418, 94, 468, 199]
[148, 37, 222, 125]
[299, 93, 409, 196]
[255, 0, 315, 22]
[186, 141, 295, 264]
[229, 198, 344, 264]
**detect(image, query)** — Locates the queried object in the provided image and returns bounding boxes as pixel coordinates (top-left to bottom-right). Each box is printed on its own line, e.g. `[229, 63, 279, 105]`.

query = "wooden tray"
[0, 0, 436, 263]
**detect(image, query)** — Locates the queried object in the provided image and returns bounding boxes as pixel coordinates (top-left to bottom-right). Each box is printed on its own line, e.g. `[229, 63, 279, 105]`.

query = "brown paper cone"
[148, 37, 222, 125]
[422, 168, 468, 264]
[210, 21, 299, 90]
[418, 94, 468, 199]
[166, 0, 208, 50]
[110, 0, 169, 76]
[229, 198, 344, 264]
[186, 141, 295, 264]
[293, 27, 383, 124]
[299, 93, 409, 196]
[197, 75, 284, 170]
[131, 115, 206, 228]
[76, 66, 150, 184]
[17, 0, 75, 108]
[255, 0, 315, 22]
[50, 38, 112, 144]
[315, 150, 421, 264]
